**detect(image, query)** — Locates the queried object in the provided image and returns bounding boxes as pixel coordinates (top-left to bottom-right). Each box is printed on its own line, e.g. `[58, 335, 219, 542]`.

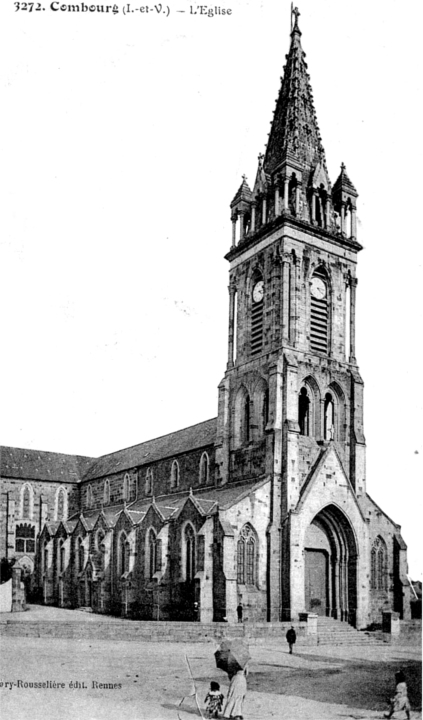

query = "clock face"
[310, 277, 326, 300]
[252, 280, 264, 303]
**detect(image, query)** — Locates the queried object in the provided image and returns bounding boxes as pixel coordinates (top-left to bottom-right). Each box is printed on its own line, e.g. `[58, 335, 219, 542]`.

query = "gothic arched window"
[254, 381, 269, 438]
[43, 543, 49, 573]
[103, 479, 110, 506]
[170, 460, 180, 490]
[59, 540, 65, 573]
[237, 537, 245, 584]
[56, 487, 67, 521]
[184, 524, 196, 582]
[246, 537, 256, 585]
[145, 468, 153, 495]
[242, 393, 251, 444]
[199, 453, 209, 485]
[123, 474, 130, 501]
[298, 387, 310, 436]
[22, 484, 32, 519]
[119, 533, 130, 576]
[237, 524, 258, 587]
[86, 485, 94, 509]
[324, 393, 335, 441]
[234, 386, 251, 448]
[77, 537, 85, 572]
[371, 536, 387, 590]
[288, 174, 297, 215]
[148, 529, 157, 579]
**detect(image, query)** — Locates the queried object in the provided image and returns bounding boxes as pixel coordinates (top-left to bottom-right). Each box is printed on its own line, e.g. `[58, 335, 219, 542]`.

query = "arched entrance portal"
[304, 505, 357, 625]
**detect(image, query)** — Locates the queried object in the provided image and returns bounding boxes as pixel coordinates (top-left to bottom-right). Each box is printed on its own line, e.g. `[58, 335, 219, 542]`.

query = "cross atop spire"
[291, 5, 301, 34]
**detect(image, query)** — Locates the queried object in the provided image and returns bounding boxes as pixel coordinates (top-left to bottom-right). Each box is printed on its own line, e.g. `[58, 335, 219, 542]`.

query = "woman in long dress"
[223, 666, 247, 719]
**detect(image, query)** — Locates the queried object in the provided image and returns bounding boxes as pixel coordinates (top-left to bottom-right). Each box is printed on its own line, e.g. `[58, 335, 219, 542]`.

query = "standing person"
[237, 602, 243, 623]
[224, 666, 248, 720]
[384, 670, 411, 719]
[193, 601, 199, 622]
[204, 681, 224, 718]
[286, 625, 296, 654]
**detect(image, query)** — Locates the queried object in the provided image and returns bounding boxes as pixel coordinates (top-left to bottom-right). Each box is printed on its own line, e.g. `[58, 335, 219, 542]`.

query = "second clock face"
[252, 280, 264, 303]
[310, 277, 326, 299]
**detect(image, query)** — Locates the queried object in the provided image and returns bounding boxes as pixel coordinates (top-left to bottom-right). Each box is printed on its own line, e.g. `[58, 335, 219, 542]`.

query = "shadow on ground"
[197, 656, 421, 713]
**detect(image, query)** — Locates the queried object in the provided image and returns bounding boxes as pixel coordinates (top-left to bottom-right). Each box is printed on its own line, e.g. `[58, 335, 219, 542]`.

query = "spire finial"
[242, 174, 247, 182]
[291, 5, 301, 33]
[341, 162, 346, 172]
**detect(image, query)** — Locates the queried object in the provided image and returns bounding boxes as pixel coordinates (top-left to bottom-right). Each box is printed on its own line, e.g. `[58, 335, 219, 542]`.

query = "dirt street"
[0, 635, 421, 720]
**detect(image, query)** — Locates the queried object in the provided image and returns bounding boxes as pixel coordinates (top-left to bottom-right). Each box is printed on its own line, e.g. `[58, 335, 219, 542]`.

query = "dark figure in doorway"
[236, 603, 243, 623]
[286, 626, 296, 654]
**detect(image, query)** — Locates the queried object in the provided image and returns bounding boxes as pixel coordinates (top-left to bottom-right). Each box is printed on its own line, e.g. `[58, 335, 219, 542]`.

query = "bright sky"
[1, 0, 422, 579]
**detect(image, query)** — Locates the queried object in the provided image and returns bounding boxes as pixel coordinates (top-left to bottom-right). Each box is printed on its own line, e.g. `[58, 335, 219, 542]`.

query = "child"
[384, 670, 411, 719]
[204, 681, 224, 718]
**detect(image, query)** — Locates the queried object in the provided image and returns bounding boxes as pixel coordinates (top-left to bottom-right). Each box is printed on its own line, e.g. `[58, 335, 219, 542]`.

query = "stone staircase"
[0, 615, 385, 645]
[316, 617, 384, 645]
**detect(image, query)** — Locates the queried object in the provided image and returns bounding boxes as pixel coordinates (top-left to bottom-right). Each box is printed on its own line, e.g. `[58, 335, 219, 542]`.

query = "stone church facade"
[0, 11, 411, 628]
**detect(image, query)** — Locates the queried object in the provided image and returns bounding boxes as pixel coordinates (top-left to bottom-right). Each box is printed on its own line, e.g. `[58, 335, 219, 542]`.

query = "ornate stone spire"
[264, 6, 327, 181]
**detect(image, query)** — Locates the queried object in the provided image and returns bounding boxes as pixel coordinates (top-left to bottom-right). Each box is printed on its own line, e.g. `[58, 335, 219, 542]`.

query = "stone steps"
[317, 632, 384, 645]
[0, 618, 385, 645]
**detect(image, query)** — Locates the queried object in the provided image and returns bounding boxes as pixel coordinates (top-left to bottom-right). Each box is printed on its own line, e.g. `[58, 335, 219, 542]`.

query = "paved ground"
[0, 631, 421, 720]
[0, 604, 127, 622]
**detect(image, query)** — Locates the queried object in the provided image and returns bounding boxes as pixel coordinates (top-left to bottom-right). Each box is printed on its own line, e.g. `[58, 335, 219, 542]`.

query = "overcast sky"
[1, 0, 422, 579]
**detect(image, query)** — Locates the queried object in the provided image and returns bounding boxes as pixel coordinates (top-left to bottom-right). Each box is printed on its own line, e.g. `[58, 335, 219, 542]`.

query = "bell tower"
[215, 7, 366, 621]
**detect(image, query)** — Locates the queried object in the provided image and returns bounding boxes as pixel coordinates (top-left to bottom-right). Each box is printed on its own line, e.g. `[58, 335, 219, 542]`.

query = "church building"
[0, 9, 410, 628]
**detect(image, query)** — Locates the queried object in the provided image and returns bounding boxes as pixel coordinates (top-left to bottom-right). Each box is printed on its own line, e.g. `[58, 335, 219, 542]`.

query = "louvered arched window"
[310, 267, 329, 354]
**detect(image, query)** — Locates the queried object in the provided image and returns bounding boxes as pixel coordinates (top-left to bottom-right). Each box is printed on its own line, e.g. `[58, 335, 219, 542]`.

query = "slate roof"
[82, 418, 217, 482]
[1, 445, 93, 483]
[127, 478, 267, 517]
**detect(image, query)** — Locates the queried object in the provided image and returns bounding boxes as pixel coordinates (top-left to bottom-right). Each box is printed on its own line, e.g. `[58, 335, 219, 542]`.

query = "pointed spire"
[333, 163, 358, 197]
[230, 175, 252, 207]
[264, 8, 327, 179]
